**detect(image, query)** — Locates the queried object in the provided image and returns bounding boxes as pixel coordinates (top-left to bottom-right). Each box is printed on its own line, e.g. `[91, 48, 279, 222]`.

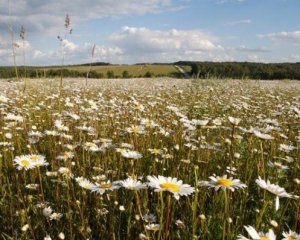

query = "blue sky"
[0, 0, 300, 65]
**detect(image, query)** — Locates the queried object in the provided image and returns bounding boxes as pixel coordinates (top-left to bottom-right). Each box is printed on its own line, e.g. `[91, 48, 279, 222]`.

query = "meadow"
[0, 77, 299, 240]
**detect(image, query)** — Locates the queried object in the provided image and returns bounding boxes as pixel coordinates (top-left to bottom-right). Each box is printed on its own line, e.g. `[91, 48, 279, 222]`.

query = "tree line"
[0, 67, 166, 79]
[175, 61, 300, 80]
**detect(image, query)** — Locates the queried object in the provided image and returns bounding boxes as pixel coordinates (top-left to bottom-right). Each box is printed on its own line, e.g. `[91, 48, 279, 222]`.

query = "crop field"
[44, 64, 180, 77]
[0, 78, 299, 239]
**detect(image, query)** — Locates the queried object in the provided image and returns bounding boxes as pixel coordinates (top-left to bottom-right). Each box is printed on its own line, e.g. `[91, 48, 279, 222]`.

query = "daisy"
[43, 206, 53, 217]
[267, 161, 289, 171]
[29, 154, 49, 167]
[282, 230, 300, 240]
[84, 142, 100, 152]
[212, 118, 222, 126]
[121, 149, 143, 159]
[228, 116, 241, 126]
[237, 225, 276, 240]
[58, 167, 74, 179]
[142, 213, 157, 223]
[148, 148, 163, 155]
[126, 125, 145, 134]
[279, 144, 297, 153]
[14, 155, 35, 170]
[75, 177, 96, 190]
[5, 113, 23, 122]
[256, 176, 299, 210]
[54, 120, 69, 132]
[56, 151, 75, 160]
[25, 184, 39, 190]
[145, 224, 160, 232]
[147, 176, 195, 200]
[200, 175, 246, 192]
[253, 130, 274, 140]
[119, 177, 147, 190]
[49, 212, 63, 221]
[191, 119, 209, 126]
[91, 180, 120, 195]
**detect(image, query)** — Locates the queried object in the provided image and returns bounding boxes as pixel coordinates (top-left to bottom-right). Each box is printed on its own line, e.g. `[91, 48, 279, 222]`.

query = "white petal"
[275, 196, 280, 211]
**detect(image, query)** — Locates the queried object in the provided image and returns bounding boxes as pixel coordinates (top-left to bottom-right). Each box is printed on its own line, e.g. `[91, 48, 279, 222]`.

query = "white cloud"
[234, 45, 269, 53]
[0, 0, 184, 34]
[216, 0, 245, 4]
[108, 26, 224, 63]
[224, 19, 252, 26]
[258, 31, 300, 44]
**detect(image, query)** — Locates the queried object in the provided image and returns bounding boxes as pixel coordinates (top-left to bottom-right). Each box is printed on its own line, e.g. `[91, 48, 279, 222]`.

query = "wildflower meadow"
[0, 78, 299, 239]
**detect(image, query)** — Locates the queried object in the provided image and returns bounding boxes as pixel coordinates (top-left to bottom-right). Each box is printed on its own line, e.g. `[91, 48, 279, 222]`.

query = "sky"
[0, 0, 300, 66]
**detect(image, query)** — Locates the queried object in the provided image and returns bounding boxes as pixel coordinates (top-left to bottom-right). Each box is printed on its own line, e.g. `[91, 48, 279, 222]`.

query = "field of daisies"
[0, 78, 299, 240]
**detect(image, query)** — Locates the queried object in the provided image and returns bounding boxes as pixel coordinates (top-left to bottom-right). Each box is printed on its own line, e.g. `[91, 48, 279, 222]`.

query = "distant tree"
[122, 70, 130, 78]
[107, 70, 115, 78]
[144, 71, 153, 78]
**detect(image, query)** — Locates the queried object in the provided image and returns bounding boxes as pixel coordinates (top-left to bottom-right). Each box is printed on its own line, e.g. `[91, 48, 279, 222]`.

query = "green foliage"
[107, 70, 115, 78]
[144, 71, 153, 78]
[187, 62, 300, 80]
[122, 70, 130, 78]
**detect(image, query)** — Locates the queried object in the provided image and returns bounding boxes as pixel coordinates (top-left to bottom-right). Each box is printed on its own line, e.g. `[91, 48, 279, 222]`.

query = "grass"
[0, 78, 299, 240]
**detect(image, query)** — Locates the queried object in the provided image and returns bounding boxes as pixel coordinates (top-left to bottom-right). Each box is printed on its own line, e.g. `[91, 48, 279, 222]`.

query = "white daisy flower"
[200, 175, 246, 192]
[49, 212, 63, 221]
[54, 120, 69, 132]
[253, 130, 274, 140]
[126, 125, 145, 134]
[147, 175, 195, 200]
[43, 206, 53, 217]
[267, 161, 289, 171]
[121, 149, 143, 159]
[282, 230, 300, 240]
[145, 224, 160, 232]
[237, 225, 276, 240]
[14, 155, 35, 170]
[75, 177, 96, 190]
[28, 154, 49, 167]
[119, 177, 147, 190]
[84, 142, 100, 152]
[58, 167, 74, 179]
[228, 116, 241, 126]
[256, 176, 299, 210]
[91, 180, 120, 195]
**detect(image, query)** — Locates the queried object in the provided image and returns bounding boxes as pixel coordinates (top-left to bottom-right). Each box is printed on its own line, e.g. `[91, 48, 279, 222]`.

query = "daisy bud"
[294, 178, 300, 185]
[199, 214, 206, 221]
[119, 205, 125, 211]
[270, 220, 278, 228]
[43, 206, 52, 217]
[21, 224, 29, 232]
[58, 232, 65, 239]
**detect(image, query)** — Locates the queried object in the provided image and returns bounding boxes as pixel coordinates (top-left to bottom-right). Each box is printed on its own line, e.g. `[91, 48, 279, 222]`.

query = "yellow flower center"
[87, 143, 96, 147]
[260, 238, 270, 240]
[21, 159, 30, 167]
[99, 183, 112, 189]
[216, 179, 233, 187]
[288, 237, 296, 240]
[152, 149, 160, 154]
[64, 152, 70, 157]
[131, 127, 140, 133]
[30, 155, 39, 161]
[160, 183, 180, 192]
